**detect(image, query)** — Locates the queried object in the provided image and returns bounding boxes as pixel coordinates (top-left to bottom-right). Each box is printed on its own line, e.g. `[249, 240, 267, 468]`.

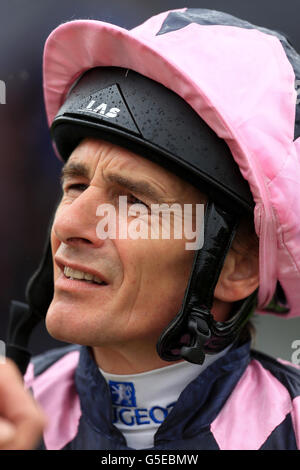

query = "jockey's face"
[46, 138, 206, 369]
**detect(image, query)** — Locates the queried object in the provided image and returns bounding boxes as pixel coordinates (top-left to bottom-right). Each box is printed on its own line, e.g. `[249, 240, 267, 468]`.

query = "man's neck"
[92, 343, 184, 374]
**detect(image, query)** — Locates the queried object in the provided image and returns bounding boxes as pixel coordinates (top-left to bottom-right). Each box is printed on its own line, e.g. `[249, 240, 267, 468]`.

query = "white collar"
[99, 347, 230, 449]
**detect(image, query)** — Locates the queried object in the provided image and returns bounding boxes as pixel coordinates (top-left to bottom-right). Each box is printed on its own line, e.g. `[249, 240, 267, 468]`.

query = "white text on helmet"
[84, 100, 120, 118]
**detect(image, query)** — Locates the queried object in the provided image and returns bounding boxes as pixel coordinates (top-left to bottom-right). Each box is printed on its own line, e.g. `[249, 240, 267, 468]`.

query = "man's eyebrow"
[60, 163, 166, 201]
[61, 162, 90, 184]
[105, 172, 166, 202]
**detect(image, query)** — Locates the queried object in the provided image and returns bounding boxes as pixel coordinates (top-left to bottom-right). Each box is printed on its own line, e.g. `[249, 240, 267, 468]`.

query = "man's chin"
[45, 301, 89, 345]
[45, 314, 74, 344]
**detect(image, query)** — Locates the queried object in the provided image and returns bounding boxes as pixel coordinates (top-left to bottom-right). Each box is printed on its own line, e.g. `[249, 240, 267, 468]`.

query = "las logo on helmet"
[84, 99, 120, 118]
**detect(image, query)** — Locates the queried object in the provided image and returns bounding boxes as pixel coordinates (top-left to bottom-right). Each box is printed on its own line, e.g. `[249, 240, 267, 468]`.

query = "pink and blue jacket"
[24, 341, 300, 450]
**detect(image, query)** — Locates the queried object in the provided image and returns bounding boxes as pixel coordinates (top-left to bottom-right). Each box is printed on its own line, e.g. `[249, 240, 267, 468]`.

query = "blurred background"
[0, 0, 300, 362]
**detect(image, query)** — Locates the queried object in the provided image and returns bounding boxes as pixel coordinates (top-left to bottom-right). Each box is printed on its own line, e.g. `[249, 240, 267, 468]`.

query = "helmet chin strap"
[156, 200, 254, 365]
[6, 220, 54, 375]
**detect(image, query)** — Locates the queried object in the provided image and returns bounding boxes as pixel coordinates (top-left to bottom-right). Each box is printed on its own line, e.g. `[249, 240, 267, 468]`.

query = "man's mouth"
[63, 266, 107, 285]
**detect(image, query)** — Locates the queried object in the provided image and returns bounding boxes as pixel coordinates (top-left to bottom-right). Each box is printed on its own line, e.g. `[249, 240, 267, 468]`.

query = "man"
[7, 8, 300, 449]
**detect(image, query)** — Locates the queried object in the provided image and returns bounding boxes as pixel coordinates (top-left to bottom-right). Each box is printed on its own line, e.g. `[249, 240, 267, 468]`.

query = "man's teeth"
[64, 266, 105, 285]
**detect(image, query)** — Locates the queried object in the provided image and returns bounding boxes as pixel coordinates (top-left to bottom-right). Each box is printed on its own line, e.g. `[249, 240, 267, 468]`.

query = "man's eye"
[65, 183, 88, 193]
[127, 194, 148, 208]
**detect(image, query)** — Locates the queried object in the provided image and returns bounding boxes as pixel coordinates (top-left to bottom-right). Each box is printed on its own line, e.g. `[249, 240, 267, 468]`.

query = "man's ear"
[214, 245, 259, 304]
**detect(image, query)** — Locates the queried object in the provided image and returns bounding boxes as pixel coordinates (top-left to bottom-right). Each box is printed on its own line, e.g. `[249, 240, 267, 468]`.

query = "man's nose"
[53, 187, 106, 248]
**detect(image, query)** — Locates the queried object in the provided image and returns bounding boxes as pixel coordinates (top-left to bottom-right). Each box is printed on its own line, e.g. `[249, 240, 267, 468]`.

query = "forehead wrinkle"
[61, 139, 114, 184]
[103, 146, 179, 195]
[101, 151, 190, 203]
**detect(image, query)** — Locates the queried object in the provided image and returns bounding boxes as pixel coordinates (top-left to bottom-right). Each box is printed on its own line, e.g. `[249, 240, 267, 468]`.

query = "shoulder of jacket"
[24, 344, 82, 450]
[210, 348, 300, 449]
[24, 344, 81, 386]
[250, 349, 300, 398]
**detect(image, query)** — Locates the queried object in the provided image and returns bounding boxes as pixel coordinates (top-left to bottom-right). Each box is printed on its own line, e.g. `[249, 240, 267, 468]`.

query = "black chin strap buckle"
[180, 310, 211, 364]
